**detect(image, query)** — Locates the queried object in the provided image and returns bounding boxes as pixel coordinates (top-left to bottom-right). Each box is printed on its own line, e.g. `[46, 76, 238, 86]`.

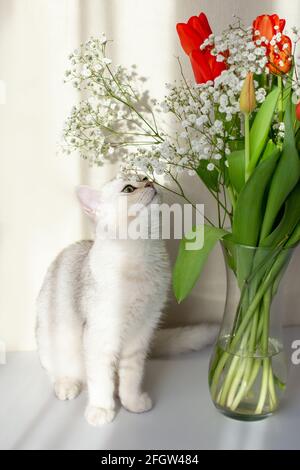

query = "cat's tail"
[150, 323, 219, 357]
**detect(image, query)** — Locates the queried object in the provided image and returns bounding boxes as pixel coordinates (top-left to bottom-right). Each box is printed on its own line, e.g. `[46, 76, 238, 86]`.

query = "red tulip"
[296, 101, 300, 121]
[190, 49, 227, 84]
[177, 12, 227, 84]
[176, 12, 212, 55]
[253, 14, 292, 75]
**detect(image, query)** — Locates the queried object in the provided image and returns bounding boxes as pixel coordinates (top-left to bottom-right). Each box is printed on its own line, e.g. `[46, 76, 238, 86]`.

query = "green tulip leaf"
[260, 100, 300, 241]
[286, 221, 300, 247]
[227, 149, 245, 193]
[173, 225, 228, 303]
[282, 79, 292, 113]
[232, 149, 280, 246]
[261, 183, 300, 247]
[248, 87, 280, 171]
[261, 139, 278, 163]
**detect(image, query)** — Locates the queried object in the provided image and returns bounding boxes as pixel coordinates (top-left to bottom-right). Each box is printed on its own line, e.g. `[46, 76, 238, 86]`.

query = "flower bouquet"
[62, 12, 300, 419]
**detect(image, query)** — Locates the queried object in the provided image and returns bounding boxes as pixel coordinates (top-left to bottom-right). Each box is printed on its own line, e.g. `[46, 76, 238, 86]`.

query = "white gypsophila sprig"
[62, 36, 163, 166]
[159, 81, 231, 174]
[272, 119, 285, 143]
[209, 25, 268, 76]
[62, 23, 297, 188]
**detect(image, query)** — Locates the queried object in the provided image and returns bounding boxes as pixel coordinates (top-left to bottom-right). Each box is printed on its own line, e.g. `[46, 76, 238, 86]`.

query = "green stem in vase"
[231, 358, 261, 411]
[268, 366, 278, 409]
[229, 309, 259, 408]
[262, 288, 271, 353]
[215, 323, 251, 406]
[210, 251, 288, 412]
[230, 304, 261, 411]
[255, 358, 270, 414]
[224, 307, 259, 410]
[229, 253, 286, 348]
[255, 288, 272, 414]
[226, 356, 248, 408]
[210, 351, 230, 400]
[217, 351, 243, 405]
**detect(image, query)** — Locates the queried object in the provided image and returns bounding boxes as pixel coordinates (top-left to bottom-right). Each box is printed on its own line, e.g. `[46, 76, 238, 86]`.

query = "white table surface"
[1, 327, 300, 450]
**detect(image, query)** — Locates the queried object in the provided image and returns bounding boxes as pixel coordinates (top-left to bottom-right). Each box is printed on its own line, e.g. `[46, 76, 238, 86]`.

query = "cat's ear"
[76, 185, 102, 219]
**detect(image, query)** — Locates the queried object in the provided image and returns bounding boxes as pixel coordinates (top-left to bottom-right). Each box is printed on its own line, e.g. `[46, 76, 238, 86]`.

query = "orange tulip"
[268, 35, 293, 74]
[253, 14, 285, 44]
[253, 14, 292, 75]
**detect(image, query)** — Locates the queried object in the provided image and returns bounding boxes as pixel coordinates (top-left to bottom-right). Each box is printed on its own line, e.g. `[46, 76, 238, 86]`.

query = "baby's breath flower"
[62, 21, 300, 189]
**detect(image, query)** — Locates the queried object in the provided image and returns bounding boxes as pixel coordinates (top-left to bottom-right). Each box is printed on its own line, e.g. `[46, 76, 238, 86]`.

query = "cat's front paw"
[121, 392, 153, 413]
[85, 405, 116, 426]
[54, 378, 82, 401]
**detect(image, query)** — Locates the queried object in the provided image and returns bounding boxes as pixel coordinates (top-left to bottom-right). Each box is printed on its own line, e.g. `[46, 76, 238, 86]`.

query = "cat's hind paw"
[54, 378, 82, 401]
[85, 405, 116, 426]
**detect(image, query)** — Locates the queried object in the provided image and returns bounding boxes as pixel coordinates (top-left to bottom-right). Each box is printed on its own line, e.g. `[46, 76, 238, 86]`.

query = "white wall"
[1, 0, 300, 351]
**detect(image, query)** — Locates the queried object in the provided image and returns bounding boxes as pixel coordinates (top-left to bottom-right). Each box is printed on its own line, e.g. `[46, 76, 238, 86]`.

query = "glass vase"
[208, 240, 294, 420]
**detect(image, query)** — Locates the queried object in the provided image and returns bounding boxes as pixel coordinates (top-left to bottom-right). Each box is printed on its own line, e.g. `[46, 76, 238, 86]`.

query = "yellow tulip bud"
[239, 72, 256, 114]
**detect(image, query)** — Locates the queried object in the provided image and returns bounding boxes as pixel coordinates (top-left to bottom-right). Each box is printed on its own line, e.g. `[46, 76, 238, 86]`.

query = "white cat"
[36, 177, 217, 427]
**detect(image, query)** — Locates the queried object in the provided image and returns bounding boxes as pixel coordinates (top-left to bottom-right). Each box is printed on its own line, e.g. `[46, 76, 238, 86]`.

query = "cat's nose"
[144, 180, 154, 188]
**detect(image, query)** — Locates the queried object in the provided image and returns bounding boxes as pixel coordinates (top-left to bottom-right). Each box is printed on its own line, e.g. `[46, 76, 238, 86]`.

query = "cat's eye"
[142, 177, 148, 181]
[122, 184, 136, 193]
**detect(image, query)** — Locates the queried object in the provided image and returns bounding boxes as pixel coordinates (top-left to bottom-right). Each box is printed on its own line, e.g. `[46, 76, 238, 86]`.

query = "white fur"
[36, 178, 217, 427]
